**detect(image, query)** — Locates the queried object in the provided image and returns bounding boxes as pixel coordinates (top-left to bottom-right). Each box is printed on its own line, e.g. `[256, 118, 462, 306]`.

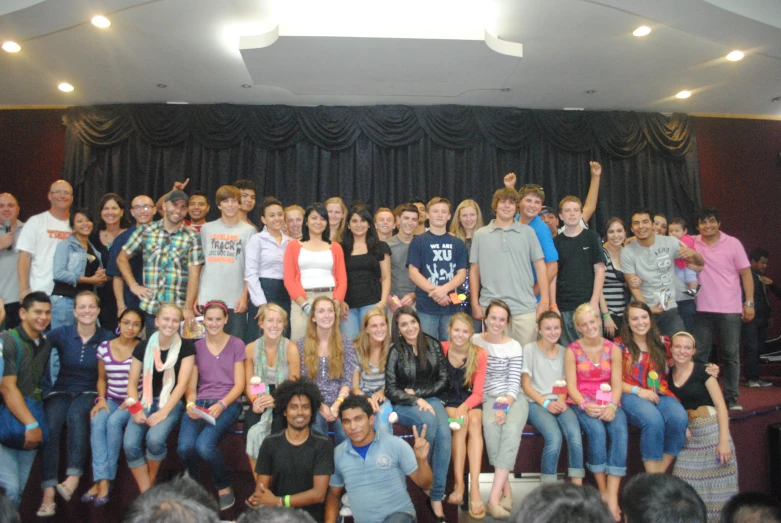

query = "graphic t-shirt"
[198, 219, 256, 306]
[16, 211, 72, 294]
[621, 235, 683, 310]
[407, 231, 468, 315]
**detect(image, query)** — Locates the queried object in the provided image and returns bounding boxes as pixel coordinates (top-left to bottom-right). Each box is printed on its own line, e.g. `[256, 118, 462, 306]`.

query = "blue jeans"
[144, 313, 158, 337]
[312, 413, 346, 446]
[527, 402, 585, 481]
[694, 312, 742, 404]
[417, 311, 453, 341]
[621, 393, 688, 461]
[123, 399, 184, 469]
[382, 512, 416, 523]
[90, 398, 132, 482]
[573, 406, 627, 476]
[677, 299, 696, 334]
[177, 400, 242, 490]
[372, 401, 393, 435]
[0, 444, 37, 506]
[393, 398, 451, 501]
[560, 311, 580, 347]
[41, 392, 95, 488]
[341, 305, 379, 341]
[49, 295, 75, 330]
[225, 309, 248, 340]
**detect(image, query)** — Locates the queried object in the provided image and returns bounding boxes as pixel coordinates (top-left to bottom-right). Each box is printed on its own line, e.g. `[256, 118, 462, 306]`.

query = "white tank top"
[298, 248, 335, 290]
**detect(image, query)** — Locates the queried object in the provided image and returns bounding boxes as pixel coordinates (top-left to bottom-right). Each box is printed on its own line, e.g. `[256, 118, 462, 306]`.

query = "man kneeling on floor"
[325, 394, 433, 523]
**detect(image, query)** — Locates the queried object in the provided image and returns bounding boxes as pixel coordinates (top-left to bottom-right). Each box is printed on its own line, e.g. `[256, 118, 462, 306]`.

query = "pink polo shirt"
[693, 232, 750, 314]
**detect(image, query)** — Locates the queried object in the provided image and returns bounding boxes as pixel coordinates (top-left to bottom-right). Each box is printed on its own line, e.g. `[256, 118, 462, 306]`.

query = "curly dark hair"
[273, 377, 323, 427]
[338, 394, 373, 420]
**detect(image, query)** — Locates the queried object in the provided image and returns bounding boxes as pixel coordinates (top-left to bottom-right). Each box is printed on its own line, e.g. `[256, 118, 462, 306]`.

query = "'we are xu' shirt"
[407, 231, 468, 315]
[198, 219, 255, 306]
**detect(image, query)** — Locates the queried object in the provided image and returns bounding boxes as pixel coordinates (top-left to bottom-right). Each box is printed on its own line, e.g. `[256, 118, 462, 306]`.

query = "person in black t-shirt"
[248, 377, 334, 521]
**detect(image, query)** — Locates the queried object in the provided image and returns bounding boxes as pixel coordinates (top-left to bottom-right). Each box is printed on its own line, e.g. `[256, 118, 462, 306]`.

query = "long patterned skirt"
[672, 414, 738, 523]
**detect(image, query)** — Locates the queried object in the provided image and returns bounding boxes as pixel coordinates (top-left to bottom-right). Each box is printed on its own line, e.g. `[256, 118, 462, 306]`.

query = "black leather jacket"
[385, 334, 447, 406]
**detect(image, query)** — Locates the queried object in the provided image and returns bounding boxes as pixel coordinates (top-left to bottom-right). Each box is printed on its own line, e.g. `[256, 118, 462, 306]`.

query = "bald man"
[0, 193, 24, 329]
[16, 181, 73, 301]
[106, 195, 156, 314]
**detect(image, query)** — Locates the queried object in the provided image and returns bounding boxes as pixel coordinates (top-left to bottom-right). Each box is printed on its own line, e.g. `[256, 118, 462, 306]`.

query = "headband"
[204, 301, 229, 314]
[671, 331, 696, 347]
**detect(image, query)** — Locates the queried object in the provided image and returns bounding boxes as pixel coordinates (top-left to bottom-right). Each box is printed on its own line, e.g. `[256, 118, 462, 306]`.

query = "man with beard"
[247, 378, 334, 522]
[117, 190, 204, 333]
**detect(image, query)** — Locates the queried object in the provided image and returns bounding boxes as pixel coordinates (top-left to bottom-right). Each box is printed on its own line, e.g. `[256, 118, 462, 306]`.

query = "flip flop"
[56, 482, 75, 502]
[36, 503, 56, 517]
[469, 499, 486, 520]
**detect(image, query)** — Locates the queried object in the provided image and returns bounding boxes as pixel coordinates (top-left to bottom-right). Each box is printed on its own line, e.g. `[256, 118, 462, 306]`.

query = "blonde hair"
[449, 199, 484, 241]
[353, 308, 390, 375]
[448, 313, 481, 387]
[671, 331, 696, 348]
[303, 296, 345, 379]
[284, 205, 304, 219]
[325, 197, 348, 242]
[573, 302, 599, 329]
[156, 302, 182, 319]
[255, 303, 289, 328]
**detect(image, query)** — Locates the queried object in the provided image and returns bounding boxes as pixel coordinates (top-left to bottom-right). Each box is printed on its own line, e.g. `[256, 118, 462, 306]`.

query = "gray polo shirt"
[621, 235, 682, 310]
[0, 220, 23, 304]
[470, 220, 543, 315]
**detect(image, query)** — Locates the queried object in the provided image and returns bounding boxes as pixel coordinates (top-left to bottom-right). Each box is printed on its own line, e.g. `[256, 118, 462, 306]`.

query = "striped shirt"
[97, 340, 133, 402]
[471, 334, 523, 399]
[358, 362, 385, 395]
[603, 248, 627, 316]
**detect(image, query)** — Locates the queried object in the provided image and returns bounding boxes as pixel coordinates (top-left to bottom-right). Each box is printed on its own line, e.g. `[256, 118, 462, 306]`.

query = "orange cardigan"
[283, 240, 347, 302]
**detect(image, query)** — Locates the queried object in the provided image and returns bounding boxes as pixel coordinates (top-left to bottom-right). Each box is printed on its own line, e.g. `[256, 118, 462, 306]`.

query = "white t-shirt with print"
[16, 211, 72, 294]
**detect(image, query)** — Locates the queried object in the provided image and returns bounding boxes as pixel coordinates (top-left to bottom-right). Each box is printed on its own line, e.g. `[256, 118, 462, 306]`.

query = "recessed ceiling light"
[500, 88, 510, 92]
[241, 84, 252, 88]
[726, 50, 744, 61]
[91, 15, 111, 28]
[675, 90, 691, 99]
[585, 89, 596, 94]
[633, 26, 651, 37]
[58, 82, 74, 92]
[2, 41, 21, 53]
[157, 84, 167, 88]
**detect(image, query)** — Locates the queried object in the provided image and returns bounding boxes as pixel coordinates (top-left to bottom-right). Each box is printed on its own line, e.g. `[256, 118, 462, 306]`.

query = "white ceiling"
[1, 0, 780, 116]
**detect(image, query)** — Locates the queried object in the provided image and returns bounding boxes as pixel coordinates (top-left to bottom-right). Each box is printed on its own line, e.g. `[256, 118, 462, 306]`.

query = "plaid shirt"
[122, 220, 204, 314]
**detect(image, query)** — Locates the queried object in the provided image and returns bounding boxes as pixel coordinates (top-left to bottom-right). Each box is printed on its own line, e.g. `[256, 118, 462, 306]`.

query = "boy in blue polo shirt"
[325, 395, 433, 523]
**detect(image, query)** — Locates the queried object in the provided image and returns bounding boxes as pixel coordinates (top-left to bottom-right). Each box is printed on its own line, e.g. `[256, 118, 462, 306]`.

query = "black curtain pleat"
[63, 104, 701, 233]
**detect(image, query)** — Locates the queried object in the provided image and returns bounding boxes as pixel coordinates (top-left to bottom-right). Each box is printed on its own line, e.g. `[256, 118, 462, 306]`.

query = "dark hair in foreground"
[0, 490, 20, 523]
[513, 483, 613, 523]
[721, 492, 781, 523]
[21, 291, 51, 310]
[121, 473, 219, 523]
[238, 506, 317, 523]
[749, 248, 770, 263]
[392, 306, 429, 371]
[339, 394, 373, 420]
[621, 473, 706, 523]
[272, 377, 323, 427]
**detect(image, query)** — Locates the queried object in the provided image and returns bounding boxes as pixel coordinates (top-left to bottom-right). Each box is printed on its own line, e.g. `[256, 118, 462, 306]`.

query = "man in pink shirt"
[692, 208, 754, 411]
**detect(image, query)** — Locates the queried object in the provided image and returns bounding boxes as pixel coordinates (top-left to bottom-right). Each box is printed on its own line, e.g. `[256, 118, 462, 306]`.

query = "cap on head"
[539, 206, 555, 216]
[165, 190, 189, 204]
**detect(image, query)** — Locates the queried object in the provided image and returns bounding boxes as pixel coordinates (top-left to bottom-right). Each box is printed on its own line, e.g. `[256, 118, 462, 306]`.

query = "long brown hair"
[391, 307, 429, 370]
[620, 301, 666, 371]
[448, 312, 481, 387]
[303, 296, 345, 379]
[353, 307, 390, 375]
[325, 197, 347, 243]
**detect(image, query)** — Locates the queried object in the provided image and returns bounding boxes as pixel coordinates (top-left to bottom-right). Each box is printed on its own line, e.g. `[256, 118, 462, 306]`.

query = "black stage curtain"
[63, 105, 700, 231]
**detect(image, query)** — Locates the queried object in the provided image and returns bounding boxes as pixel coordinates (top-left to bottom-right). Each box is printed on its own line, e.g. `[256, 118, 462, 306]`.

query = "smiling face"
[312, 299, 335, 330]
[485, 305, 509, 335]
[20, 299, 52, 335]
[458, 205, 478, 233]
[284, 394, 313, 430]
[631, 212, 653, 241]
[671, 334, 696, 365]
[130, 196, 156, 225]
[118, 311, 143, 340]
[398, 211, 418, 236]
[606, 221, 626, 247]
[155, 305, 182, 338]
[374, 211, 395, 237]
[575, 309, 601, 340]
[348, 213, 369, 238]
[0, 193, 20, 223]
[101, 198, 123, 227]
[285, 209, 304, 238]
[495, 197, 517, 222]
[397, 313, 420, 344]
[627, 305, 651, 338]
[413, 203, 427, 226]
[188, 195, 210, 223]
[262, 204, 285, 235]
[326, 203, 344, 228]
[72, 212, 94, 237]
[261, 308, 286, 341]
[653, 215, 668, 236]
[239, 190, 256, 213]
[448, 318, 472, 346]
[203, 306, 228, 336]
[306, 210, 327, 238]
[48, 181, 73, 213]
[538, 317, 562, 345]
[697, 215, 721, 240]
[73, 294, 100, 326]
[218, 196, 240, 220]
[366, 314, 388, 345]
[520, 194, 542, 222]
[164, 199, 188, 226]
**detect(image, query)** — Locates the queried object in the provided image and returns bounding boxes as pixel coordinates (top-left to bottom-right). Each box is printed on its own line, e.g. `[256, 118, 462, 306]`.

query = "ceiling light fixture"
[2, 41, 21, 53]
[241, 84, 252, 88]
[58, 82, 74, 92]
[633, 26, 651, 37]
[91, 15, 111, 28]
[585, 89, 596, 94]
[675, 90, 691, 99]
[726, 50, 744, 61]
[772, 97, 780, 103]
[157, 84, 167, 88]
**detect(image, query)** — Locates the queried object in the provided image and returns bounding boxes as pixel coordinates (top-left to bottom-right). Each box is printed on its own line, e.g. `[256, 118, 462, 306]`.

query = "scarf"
[141, 331, 182, 411]
[254, 335, 289, 386]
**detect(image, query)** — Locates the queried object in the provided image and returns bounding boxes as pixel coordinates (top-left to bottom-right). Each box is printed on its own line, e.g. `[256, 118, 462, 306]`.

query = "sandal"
[56, 482, 75, 502]
[81, 489, 99, 503]
[469, 498, 486, 520]
[36, 502, 56, 517]
[446, 487, 464, 505]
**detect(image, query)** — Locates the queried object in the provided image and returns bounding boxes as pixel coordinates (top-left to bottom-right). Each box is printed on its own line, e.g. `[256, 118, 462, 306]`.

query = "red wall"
[0, 109, 67, 221]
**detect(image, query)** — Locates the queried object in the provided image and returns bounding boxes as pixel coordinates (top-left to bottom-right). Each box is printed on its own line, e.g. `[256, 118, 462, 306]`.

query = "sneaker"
[727, 402, 744, 411]
[219, 489, 235, 511]
[747, 379, 773, 388]
[339, 493, 352, 517]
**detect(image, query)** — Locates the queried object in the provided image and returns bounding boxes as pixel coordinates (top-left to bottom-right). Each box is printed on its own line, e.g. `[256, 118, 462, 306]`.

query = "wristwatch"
[744, 301, 755, 307]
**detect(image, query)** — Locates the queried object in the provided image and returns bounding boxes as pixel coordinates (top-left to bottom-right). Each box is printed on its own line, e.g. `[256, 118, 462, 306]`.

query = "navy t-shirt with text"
[406, 231, 468, 315]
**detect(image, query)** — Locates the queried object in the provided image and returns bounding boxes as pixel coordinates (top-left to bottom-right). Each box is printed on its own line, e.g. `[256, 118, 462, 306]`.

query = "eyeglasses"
[50, 190, 73, 196]
[132, 205, 153, 211]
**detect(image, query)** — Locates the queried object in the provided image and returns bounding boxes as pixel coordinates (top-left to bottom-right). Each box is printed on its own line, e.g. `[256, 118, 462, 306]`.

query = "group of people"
[0, 162, 768, 522]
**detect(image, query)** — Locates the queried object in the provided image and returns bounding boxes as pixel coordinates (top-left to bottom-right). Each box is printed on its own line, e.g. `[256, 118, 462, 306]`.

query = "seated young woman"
[351, 307, 392, 434]
[385, 306, 450, 522]
[564, 303, 627, 521]
[522, 311, 585, 486]
[124, 303, 194, 493]
[178, 300, 246, 512]
[243, 303, 300, 475]
[440, 312, 487, 519]
[668, 331, 738, 523]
